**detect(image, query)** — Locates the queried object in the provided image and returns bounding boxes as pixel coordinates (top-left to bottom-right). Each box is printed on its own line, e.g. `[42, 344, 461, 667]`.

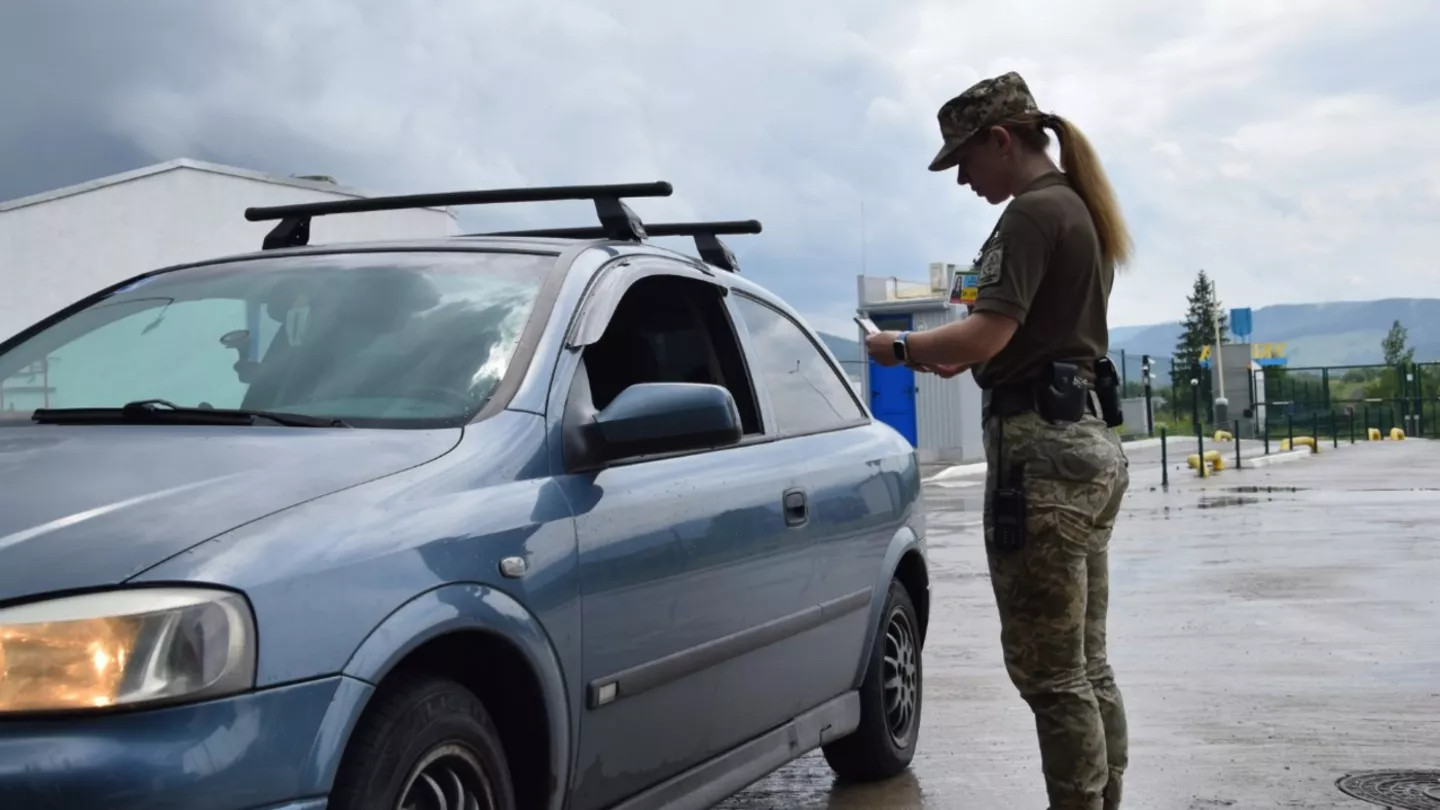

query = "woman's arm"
[864, 311, 1018, 368]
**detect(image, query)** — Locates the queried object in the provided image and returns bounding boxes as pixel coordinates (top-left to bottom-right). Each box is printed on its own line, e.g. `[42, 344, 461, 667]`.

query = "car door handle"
[783, 488, 808, 528]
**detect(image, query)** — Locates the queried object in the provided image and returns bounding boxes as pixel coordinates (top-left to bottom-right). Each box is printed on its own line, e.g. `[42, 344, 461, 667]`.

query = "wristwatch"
[892, 331, 911, 363]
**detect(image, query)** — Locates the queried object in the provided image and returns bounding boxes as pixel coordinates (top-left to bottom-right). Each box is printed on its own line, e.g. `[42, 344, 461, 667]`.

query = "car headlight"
[0, 587, 255, 714]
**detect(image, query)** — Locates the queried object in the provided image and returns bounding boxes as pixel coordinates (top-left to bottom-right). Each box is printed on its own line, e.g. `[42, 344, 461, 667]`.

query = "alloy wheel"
[882, 606, 920, 748]
[397, 743, 498, 810]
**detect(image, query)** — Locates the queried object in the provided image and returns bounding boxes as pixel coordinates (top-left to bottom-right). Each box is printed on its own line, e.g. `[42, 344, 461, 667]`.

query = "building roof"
[0, 158, 456, 219]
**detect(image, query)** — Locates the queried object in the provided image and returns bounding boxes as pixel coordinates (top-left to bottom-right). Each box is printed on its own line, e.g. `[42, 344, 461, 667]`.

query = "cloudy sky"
[3, 0, 1438, 336]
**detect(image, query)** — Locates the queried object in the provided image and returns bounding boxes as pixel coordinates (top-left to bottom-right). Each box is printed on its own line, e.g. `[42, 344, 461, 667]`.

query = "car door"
[556, 262, 824, 810]
[728, 293, 911, 700]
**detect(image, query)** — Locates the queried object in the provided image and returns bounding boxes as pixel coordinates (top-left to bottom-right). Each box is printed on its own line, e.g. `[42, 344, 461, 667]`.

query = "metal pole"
[1287, 413, 1294, 450]
[1142, 354, 1154, 438]
[1196, 418, 1205, 466]
[1332, 411, 1338, 448]
[1213, 315, 1226, 400]
[1191, 375, 1201, 435]
[1235, 421, 1243, 469]
[1161, 427, 1169, 489]
[1350, 409, 1355, 444]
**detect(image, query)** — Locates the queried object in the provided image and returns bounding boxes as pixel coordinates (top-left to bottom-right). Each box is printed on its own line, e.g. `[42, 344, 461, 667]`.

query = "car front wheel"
[329, 674, 517, 810]
[821, 578, 923, 782]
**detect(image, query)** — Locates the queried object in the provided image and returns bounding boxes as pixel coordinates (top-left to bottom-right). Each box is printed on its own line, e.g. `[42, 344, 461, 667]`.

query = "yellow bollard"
[1390, 427, 1406, 441]
[1188, 450, 1224, 473]
[1213, 429, 1234, 442]
[1279, 436, 1317, 452]
[1367, 428, 1382, 441]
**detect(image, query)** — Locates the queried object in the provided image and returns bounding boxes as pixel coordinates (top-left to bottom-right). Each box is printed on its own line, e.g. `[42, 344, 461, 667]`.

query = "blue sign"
[1230, 307, 1252, 339]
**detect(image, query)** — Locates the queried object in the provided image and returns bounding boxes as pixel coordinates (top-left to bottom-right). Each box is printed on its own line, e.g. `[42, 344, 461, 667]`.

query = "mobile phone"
[854, 316, 880, 335]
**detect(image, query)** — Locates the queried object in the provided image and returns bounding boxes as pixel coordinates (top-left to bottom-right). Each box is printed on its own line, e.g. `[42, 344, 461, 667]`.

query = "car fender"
[306, 583, 571, 810]
[850, 525, 928, 688]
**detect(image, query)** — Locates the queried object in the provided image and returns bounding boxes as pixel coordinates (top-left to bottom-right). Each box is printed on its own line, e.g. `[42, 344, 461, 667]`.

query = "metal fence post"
[1349, 409, 1356, 444]
[1235, 421, 1243, 469]
[1332, 411, 1338, 448]
[1161, 427, 1168, 489]
[1287, 413, 1294, 451]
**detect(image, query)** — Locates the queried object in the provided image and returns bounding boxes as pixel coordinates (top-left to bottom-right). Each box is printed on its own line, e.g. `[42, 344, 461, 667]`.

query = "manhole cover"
[1337, 771, 1440, 809]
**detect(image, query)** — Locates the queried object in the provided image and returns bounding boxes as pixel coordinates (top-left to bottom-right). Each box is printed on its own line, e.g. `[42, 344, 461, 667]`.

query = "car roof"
[77, 179, 803, 330]
[163, 234, 788, 306]
[154, 177, 789, 304]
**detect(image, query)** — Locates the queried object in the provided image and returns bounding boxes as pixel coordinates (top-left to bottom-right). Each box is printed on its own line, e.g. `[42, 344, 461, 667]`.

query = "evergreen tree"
[1170, 270, 1229, 407]
[1366, 319, 1415, 400]
[1381, 319, 1414, 367]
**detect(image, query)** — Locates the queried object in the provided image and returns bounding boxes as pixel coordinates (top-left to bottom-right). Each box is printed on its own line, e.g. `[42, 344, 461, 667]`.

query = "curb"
[1244, 449, 1316, 468]
[925, 462, 987, 482]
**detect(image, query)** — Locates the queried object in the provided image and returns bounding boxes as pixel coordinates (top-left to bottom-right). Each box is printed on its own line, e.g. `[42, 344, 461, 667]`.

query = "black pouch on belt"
[1095, 356, 1125, 428]
[1037, 361, 1088, 423]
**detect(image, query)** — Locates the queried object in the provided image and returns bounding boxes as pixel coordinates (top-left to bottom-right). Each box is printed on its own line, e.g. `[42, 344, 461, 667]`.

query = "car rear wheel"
[330, 674, 516, 810]
[821, 578, 923, 782]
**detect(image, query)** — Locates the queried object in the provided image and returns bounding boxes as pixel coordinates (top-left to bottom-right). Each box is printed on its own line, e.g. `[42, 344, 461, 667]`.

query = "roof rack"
[480, 219, 763, 273]
[243, 181, 673, 251]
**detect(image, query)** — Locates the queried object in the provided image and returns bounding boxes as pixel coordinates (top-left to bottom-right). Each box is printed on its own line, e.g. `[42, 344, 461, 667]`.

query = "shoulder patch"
[977, 244, 1003, 287]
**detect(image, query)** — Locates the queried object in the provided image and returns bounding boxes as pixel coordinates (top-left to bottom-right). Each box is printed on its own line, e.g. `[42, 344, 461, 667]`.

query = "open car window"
[581, 271, 763, 436]
[0, 251, 554, 429]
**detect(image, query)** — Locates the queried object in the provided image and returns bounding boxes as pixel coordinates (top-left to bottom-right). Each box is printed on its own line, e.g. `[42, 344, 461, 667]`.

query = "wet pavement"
[720, 438, 1440, 809]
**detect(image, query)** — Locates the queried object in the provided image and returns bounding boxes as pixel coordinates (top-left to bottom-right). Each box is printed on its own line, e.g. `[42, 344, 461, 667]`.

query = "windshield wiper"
[31, 399, 350, 428]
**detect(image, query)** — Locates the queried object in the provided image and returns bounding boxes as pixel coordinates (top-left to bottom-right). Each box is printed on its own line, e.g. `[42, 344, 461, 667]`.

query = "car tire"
[821, 578, 923, 782]
[329, 674, 517, 810]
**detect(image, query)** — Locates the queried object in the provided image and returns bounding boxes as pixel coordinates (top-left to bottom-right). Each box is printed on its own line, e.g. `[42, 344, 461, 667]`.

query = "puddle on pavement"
[1222, 485, 1306, 494]
[720, 760, 927, 809]
[1196, 495, 1262, 509]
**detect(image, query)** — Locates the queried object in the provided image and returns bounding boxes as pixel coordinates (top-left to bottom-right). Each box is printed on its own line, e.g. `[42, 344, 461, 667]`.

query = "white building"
[0, 158, 461, 342]
[856, 264, 984, 464]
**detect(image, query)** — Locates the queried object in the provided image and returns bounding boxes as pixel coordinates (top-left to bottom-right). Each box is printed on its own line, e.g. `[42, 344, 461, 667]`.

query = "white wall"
[912, 307, 984, 463]
[0, 165, 459, 340]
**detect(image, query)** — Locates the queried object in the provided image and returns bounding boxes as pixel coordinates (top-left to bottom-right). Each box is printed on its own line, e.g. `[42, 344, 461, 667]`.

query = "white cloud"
[10, 0, 1439, 334]
[867, 0, 1440, 324]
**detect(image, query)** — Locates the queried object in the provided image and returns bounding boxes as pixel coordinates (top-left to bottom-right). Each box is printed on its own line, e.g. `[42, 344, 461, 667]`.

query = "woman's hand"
[909, 362, 969, 378]
[864, 330, 902, 366]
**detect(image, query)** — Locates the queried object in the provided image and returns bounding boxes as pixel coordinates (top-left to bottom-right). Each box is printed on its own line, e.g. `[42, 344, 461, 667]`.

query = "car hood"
[0, 425, 461, 602]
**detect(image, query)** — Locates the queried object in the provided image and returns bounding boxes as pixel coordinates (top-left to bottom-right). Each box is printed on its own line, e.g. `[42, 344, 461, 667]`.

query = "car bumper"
[0, 675, 372, 810]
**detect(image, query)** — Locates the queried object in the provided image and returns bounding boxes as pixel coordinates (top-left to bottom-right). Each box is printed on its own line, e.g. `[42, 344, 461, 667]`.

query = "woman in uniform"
[864, 71, 1133, 810]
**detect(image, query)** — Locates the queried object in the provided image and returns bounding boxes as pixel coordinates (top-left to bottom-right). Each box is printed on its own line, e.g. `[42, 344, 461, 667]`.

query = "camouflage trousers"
[982, 410, 1130, 810]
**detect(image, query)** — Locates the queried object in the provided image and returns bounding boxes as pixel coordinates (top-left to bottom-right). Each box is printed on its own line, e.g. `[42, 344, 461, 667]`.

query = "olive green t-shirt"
[969, 171, 1113, 389]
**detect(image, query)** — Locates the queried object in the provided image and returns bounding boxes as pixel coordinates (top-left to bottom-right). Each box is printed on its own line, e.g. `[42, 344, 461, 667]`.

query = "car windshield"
[0, 250, 554, 428]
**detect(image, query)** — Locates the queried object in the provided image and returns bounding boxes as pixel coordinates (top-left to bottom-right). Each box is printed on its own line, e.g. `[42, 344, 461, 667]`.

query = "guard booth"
[855, 264, 984, 464]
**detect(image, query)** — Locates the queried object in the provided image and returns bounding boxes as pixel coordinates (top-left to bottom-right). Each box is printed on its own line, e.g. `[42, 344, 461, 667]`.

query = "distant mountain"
[819, 298, 1440, 378]
[818, 332, 862, 362]
[1109, 298, 1440, 368]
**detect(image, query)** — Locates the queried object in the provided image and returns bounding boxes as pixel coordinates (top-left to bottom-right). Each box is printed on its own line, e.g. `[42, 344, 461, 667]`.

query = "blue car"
[0, 182, 929, 810]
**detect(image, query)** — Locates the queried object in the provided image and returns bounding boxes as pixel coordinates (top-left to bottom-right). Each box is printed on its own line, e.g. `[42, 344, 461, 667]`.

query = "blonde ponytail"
[1001, 113, 1134, 270]
[1047, 115, 1133, 269]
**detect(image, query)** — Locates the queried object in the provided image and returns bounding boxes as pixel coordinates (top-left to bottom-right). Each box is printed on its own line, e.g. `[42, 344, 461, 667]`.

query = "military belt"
[981, 375, 1098, 422]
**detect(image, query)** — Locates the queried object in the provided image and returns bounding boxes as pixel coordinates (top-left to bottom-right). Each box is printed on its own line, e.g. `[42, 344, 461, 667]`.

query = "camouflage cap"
[927, 71, 1040, 172]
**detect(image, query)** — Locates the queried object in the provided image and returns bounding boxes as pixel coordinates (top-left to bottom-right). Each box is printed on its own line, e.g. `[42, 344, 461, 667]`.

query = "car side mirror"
[593, 383, 742, 463]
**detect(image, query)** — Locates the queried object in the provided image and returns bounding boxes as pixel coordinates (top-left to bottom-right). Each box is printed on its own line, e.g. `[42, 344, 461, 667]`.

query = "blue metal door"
[868, 314, 917, 446]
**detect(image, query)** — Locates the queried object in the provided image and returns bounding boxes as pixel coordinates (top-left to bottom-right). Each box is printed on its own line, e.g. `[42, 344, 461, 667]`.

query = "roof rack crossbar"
[478, 219, 762, 272]
[244, 181, 673, 249]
